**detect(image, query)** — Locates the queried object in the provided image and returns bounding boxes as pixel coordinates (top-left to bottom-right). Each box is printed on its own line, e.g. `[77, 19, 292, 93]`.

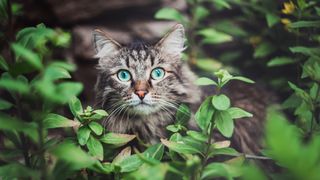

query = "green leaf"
[43, 113, 79, 129]
[0, 99, 13, 110]
[187, 130, 208, 142]
[254, 42, 275, 58]
[195, 6, 209, 21]
[195, 97, 214, 131]
[0, 56, 8, 71]
[160, 138, 201, 154]
[43, 65, 71, 81]
[201, 163, 230, 180]
[289, 46, 320, 57]
[0, 163, 40, 179]
[166, 124, 180, 132]
[113, 147, 132, 165]
[154, 8, 185, 23]
[196, 58, 223, 72]
[93, 109, 108, 117]
[11, 43, 43, 70]
[144, 143, 165, 161]
[289, 20, 320, 28]
[195, 77, 217, 86]
[267, 56, 295, 67]
[227, 107, 253, 119]
[118, 155, 143, 172]
[211, 0, 231, 9]
[212, 94, 230, 111]
[209, 147, 239, 156]
[0, 77, 30, 94]
[266, 13, 280, 27]
[230, 76, 255, 84]
[69, 96, 83, 119]
[87, 135, 104, 161]
[89, 121, 103, 135]
[176, 104, 191, 125]
[215, 111, 234, 138]
[198, 28, 233, 44]
[50, 141, 96, 170]
[77, 126, 91, 146]
[100, 133, 136, 146]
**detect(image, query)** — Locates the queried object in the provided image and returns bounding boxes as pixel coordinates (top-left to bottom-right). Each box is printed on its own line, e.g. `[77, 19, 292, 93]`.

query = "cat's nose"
[135, 90, 148, 100]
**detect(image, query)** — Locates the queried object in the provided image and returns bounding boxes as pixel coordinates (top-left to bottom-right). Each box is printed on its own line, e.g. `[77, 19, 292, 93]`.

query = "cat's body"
[93, 24, 269, 154]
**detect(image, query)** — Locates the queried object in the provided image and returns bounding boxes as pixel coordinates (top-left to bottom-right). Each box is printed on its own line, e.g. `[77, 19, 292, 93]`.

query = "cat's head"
[93, 24, 200, 115]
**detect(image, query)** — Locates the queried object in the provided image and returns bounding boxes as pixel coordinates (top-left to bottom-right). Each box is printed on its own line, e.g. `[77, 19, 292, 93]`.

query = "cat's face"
[94, 24, 197, 115]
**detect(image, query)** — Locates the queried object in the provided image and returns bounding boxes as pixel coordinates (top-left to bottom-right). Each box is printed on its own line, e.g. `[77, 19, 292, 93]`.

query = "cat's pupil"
[155, 69, 161, 77]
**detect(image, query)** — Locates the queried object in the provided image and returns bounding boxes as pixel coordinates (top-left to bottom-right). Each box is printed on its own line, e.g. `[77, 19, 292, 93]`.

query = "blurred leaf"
[0, 75, 30, 94]
[195, 77, 217, 86]
[209, 147, 239, 157]
[144, 143, 165, 161]
[166, 124, 180, 132]
[186, 130, 208, 142]
[50, 61, 76, 71]
[50, 141, 96, 170]
[254, 42, 275, 58]
[11, 43, 43, 70]
[289, 46, 320, 57]
[77, 126, 91, 146]
[87, 135, 104, 161]
[100, 133, 136, 146]
[195, 97, 214, 131]
[0, 99, 13, 110]
[118, 154, 143, 172]
[0, 163, 40, 179]
[0, 55, 8, 71]
[201, 163, 230, 180]
[93, 109, 108, 117]
[241, 165, 268, 180]
[113, 147, 132, 164]
[214, 21, 247, 37]
[198, 28, 233, 44]
[231, 76, 254, 84]
[215, 111, 234, 138]
[212, 94, 230, 111]
[267, 57, 295, 67]
[195, 6, 209, 21]
[227, 107, 253, 119]
[213, 140, 230, 149]
[89, 121, 103, 135]
[176, 104, 191, 125]
[44, 65, 71, 81]
[196, 58, 222, 72]
[266, 13, 280, 27]
[160, 139, 201, 154]
[211, 0, 231, 9]
[69, 96, 83, 119]
[43, 113, 79, 129]
[154, 8, 185, 23]
[289, 20, 320, 28]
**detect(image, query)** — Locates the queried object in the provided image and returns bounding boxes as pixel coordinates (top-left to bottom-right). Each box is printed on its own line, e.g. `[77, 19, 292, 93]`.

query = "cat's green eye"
[151, 68, 165, 80]
[117, 70, 131, 82]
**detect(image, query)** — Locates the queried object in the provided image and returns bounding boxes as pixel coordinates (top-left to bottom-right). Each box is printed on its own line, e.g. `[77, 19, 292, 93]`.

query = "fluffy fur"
[93, 24, 201, 143]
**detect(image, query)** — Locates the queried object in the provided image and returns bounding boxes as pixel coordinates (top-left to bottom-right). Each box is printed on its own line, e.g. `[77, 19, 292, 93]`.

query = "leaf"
[212, 94, 230, 110]
[0, 55, 8, 71]
[0, 99, 13, 110]
[231, 76, 255, 84]
[89, 121, 103, 135]
[195, 77, 217, 86]
[195, 97, 214, 131]
[198, 28, 233, 44]
[166, 124, 180, 132]
[154, 8, 185, 23]
[289, 20, 320, 28]
[213, 140, 231, 149]
[43, 65, 71, 81]
[118, 155, 143, 172]
[186, 130, 208, 142]
[267, 57, 295, 67]
[209, 147, 240, 157]
[11, 43, 43, 70]
[93, 109, 108, 117]
[266, 13, 280, 27]
[43, 113, 79, 129]
[160, 139, 201, 154]
[113, 146, 132, 164]
[0, 77, 30, 94]
[50, 141, 96, 170]
[69, 96, 83, 119]
[144, 143, 165, 161]
[77, 126, 91, 146]
[87, 135, 104, 161]
[215, 111, 234, 138]
[195, 6, 209, 21]
[176, 104, 191, 125]
[227, 107, 253, 119]
[196, 58, 223, 72]
[212, 0, 231, 9]
[0, 163, 40, 179]
[289, 46, 319, 57]
[201, 163, 230, 180]
[100, 133, 136, 146]
[253, 42, 275, 58]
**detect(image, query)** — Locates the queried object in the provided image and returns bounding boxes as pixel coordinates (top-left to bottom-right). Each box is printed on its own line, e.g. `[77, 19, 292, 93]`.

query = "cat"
[92, 24, 270, 154]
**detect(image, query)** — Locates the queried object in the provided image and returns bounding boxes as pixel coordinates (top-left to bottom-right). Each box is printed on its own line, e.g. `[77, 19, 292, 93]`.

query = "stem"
[38, 120, 48, 179]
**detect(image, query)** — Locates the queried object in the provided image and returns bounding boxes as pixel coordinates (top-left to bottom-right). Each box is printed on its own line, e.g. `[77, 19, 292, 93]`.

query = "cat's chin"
[130, 104, 158, 115]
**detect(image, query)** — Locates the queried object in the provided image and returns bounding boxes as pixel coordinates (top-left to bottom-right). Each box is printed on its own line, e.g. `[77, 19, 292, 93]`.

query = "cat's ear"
[92, 29, 122, 58]
[155, 24, 186, 56]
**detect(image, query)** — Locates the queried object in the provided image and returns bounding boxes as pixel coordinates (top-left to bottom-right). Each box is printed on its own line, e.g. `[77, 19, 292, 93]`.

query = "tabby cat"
[93, 24, 269, 154]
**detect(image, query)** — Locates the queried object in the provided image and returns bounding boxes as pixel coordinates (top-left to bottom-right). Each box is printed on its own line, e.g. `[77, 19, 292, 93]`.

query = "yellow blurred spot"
[282, 1, 295, 14]
[281, 18, 291, 25]
[249, 36, 262, 47]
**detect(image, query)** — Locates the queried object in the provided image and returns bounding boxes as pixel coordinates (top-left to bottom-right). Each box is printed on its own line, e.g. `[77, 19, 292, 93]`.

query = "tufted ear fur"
[92, 29, 121, 58]
[155, 24, 186, 56]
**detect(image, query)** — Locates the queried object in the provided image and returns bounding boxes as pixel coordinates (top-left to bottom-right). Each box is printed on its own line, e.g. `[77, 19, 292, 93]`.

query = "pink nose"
[135, 90, 148, 99]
